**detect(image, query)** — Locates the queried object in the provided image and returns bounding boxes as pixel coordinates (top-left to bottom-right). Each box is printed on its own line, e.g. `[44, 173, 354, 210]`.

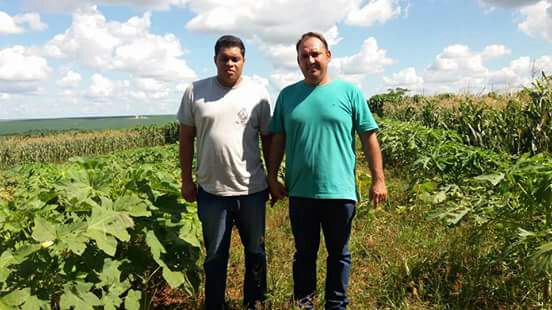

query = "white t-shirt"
[177, 76, 272, 196]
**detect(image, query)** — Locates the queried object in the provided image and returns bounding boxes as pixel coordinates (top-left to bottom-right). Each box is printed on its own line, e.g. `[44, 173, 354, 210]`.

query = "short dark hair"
[214, 35, 245, 57]
[295, 32, 329, 52]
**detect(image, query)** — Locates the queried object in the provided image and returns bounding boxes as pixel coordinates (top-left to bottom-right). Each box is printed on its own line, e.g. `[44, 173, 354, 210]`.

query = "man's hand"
[181, 179, 198, 202]
[267, 177, 287, 206]
[369, 179, 387, 209]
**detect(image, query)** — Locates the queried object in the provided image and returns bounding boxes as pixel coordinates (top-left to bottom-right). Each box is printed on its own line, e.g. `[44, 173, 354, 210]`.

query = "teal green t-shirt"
[269, 80, 378, 201]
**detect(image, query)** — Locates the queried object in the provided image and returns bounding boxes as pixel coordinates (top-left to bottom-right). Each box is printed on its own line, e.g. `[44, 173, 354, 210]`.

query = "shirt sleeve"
[176, 85, 194, 126]
[258, 86, 273, 135]
[352, 85, 378, 133]
[268, 91, 285, 134]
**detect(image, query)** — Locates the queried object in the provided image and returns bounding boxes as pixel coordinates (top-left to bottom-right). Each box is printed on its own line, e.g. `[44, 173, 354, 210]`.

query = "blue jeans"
[289, 197, 356, 310]
[197, 186, 268, 309]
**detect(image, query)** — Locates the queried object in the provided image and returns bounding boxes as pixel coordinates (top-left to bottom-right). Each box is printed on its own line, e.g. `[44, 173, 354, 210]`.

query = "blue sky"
[0, 0, 550, 119]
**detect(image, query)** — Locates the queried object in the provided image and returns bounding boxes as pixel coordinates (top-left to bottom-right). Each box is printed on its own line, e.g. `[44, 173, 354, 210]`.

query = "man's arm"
[266, 133, 287, 203]
[261, 134, 271, 167]
[359, 131, 388, 208]
[179, 124, 197, 202]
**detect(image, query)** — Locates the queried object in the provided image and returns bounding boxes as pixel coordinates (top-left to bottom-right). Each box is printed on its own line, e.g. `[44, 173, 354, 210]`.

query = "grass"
[148, 162, 550, 309]
[150, 168, 461, 309]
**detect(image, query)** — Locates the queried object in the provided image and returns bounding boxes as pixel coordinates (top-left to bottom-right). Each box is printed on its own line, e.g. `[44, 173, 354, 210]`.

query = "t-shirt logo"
[236, 108, 249, 126]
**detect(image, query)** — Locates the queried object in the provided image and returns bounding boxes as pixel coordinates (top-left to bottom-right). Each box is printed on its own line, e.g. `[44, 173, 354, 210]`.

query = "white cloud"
[332, 37, 394, 75]
[487, 55, 552, 88]
[13, 13, 47, 31]
[518, 1, 552, 42]
[481, 44, 511, 59]
[0, 11, 23, 34]
[269, 71, 303, 90]
[250, 75, 270, 90]
[129, 77, 170, 100]
[185, 0, 403, 45]
[21, 0, 189, 13]
[87, 73, 129, 100]
[57, 70, 82, 88]
[0, 46, 50, 94]
[0, 11, 46, 34]
[345, 0, 402, 27]
[479, 0, 542, 9]
[383, 67, 423, 89]
[44, 6, 196, 82]
[386, 43, 551, 94]
[426, 44, 489, 83]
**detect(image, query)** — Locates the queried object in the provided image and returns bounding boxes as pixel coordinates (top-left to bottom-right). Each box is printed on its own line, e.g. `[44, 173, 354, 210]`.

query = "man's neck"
[216, 76, 242, 88]
[305, 75, 331, 86]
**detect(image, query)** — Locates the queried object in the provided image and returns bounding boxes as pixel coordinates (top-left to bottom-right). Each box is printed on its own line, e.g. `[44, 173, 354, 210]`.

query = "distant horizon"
[0, 113, 176, 122]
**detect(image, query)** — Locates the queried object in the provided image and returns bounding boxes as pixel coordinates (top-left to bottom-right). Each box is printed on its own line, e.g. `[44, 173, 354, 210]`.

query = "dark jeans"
[289, 197, 356, 310]
[197, 187, 268, 309]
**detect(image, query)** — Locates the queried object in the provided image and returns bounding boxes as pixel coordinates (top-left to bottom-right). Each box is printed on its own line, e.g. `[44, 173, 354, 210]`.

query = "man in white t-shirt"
[177, 35, 272, 310]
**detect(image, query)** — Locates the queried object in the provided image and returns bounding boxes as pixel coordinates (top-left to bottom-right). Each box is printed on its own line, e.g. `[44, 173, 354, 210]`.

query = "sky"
[0, 0, 551, 120]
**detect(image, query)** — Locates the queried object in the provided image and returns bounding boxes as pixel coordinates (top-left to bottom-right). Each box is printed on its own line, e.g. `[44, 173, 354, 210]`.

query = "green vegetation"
[369, 73, 552, 155]
[0, 115, 176, 136]
[0, 145, 201, 309]
[1, 76, 551, 308]
[0, 124, 179, 168]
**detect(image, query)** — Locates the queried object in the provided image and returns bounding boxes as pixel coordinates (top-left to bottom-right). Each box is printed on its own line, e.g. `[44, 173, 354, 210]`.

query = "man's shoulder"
[190, 76, 216, 91]
[279, 81, 304, 96]
[331, 79, 359, 91]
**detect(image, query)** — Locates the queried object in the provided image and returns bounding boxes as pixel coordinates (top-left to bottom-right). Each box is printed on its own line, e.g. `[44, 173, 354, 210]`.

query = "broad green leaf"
[99, 290, 122, 310]
[178, 220, 201, 248]
[145, 229, 186, 288]
[86, 230, 118, 257]
[59, 234, 89, 256]
[87, 204, 133, 242]
[65, 168, 90, 184]
[59, 282, 101, 310]
[12, 243, 41, 263]
[85, 203, 134, 255]
[145, 229, 166, 266]
[473, 173, 505, 186]
[31, 217, 57, 243]
[0, 288, 29, 308]
[63, 181, 93, 204]
[113, 194, 152, 217]
[162, 267, 186, 288]
[21, 294, 49, 310]
[124, 290, 142, 310]
[97, 258, 122, 288]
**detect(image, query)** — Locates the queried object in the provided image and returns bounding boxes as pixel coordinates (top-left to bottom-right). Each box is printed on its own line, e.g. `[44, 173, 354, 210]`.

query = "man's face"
[214, 46, 244, 87]
[297, 36, 331, 85]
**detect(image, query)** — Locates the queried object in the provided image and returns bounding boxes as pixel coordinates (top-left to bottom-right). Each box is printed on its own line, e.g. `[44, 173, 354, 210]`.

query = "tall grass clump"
[370, 73, 552, 155]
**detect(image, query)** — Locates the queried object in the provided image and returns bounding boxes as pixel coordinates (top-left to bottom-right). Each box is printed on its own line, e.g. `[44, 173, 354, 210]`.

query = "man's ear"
[213, 55, 217, 65]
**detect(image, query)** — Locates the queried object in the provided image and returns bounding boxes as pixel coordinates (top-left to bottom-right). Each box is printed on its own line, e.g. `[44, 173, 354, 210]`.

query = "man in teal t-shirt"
[267, 32, 388, 309]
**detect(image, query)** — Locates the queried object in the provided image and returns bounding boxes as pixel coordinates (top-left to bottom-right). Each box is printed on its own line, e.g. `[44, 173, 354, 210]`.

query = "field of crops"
[0, 124, 179, 168]
[0, 115, 176, 136]
[370, 73, 552, 155]
[0, 76, 550, 308]
[0, 145, 203, 309]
